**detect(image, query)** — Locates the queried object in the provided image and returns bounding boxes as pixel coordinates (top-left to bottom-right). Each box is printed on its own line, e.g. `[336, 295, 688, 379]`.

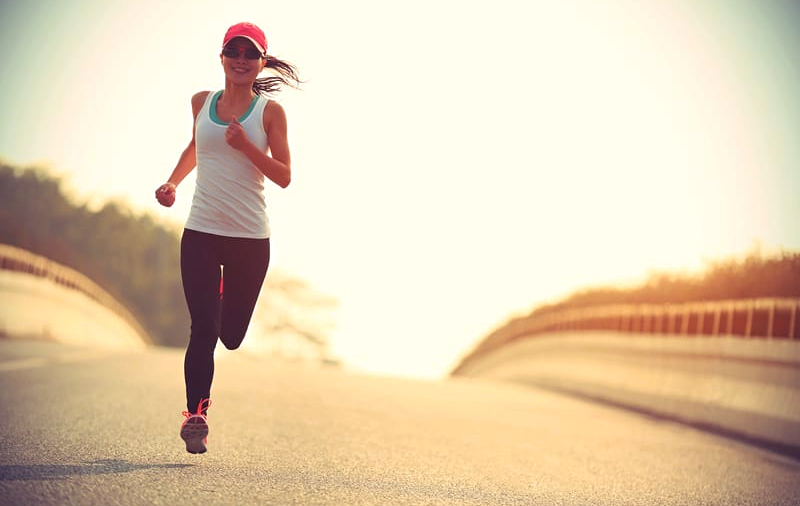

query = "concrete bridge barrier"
[0, 244, 149, 349]
[453, 300, 800, 457]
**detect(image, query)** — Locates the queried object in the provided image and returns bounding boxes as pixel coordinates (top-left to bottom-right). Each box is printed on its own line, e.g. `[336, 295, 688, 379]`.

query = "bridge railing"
[0, 243, 150, 344]
[455, 297, 800, 374]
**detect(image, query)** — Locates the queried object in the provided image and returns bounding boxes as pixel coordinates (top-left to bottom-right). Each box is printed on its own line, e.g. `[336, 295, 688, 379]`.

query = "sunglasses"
[221, 46, 264, 60]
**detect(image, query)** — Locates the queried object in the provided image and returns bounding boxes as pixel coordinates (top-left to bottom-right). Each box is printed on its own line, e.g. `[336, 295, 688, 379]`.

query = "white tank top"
[185, 90, 271, 238]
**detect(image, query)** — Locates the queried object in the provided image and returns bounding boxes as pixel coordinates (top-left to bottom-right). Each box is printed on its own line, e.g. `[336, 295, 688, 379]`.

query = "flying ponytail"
[253, 55, 302, 96]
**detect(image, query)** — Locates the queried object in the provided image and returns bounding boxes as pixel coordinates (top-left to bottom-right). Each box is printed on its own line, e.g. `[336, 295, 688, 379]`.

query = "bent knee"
[219, 333, 245, 350]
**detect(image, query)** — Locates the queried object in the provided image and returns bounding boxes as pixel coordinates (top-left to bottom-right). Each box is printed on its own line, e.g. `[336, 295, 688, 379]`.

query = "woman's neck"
[220, 82, 255, 106]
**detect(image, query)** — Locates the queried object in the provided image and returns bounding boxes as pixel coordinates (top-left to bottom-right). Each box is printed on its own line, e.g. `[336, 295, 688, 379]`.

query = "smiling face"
[220, 37, 265, 86]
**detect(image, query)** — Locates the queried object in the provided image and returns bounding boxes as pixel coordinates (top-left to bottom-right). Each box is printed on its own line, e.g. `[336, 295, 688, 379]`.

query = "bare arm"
[155, 92, 208, 206]
[225, 100, 291, 189]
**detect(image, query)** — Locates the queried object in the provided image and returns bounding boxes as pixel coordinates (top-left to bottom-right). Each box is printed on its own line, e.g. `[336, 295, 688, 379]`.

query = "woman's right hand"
[155, 183, 176, 207]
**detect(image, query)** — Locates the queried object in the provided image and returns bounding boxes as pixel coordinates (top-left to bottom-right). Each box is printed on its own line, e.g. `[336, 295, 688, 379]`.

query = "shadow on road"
[0, 459, 193, 481]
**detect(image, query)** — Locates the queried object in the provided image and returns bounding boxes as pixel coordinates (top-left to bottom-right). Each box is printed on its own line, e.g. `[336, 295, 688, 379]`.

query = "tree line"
[527, 247, 800, 319]
[0, 163, 336, 351]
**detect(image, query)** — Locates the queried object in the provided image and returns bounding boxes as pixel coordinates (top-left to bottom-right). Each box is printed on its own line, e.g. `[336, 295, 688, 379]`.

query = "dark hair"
[253, 55, 302, 96]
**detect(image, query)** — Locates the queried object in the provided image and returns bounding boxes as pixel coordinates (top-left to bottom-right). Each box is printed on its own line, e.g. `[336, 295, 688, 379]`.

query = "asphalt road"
[1, 339, 798, 505]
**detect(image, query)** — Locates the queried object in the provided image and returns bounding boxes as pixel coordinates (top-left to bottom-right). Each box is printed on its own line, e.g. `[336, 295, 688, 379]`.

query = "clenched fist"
[225, 116, 250, 151]
[155, 182, 176, 207]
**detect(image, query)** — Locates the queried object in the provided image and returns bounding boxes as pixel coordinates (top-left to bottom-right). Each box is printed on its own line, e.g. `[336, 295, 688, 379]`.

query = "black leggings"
[180, 229, 270, 413]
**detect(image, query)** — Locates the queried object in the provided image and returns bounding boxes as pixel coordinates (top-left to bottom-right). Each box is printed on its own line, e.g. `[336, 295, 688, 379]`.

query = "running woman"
[155, 22, 300, 454]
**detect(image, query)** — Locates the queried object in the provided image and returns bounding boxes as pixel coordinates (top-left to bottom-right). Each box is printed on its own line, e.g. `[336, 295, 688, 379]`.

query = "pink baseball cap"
[222, 22, 267, 54]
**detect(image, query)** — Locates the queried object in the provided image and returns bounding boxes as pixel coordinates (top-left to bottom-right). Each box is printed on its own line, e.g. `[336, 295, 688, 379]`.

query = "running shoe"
[180, 398, 212, 454]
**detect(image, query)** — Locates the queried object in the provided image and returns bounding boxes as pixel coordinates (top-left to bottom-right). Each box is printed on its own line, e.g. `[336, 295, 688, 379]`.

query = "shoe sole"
[180, 416, 209, 454]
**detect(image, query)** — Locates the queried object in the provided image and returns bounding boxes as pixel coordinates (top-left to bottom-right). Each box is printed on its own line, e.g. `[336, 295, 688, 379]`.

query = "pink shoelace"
[182, 398, 212, 419]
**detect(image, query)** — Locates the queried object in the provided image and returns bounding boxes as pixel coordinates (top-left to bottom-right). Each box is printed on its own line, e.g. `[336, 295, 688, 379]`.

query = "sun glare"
[1, 0, 798, 378]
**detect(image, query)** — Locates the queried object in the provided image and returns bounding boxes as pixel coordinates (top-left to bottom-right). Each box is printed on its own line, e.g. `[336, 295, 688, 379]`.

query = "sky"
[1, 0, 799, 379]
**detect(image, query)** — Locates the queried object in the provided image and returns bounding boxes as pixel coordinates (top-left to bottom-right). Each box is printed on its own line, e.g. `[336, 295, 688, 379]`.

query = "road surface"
[1, 339, 798, 505]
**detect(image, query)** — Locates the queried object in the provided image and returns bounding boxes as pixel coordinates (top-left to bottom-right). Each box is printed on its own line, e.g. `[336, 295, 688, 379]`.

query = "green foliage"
[0, 163, 188, 346]
[531, 249, 800, 317]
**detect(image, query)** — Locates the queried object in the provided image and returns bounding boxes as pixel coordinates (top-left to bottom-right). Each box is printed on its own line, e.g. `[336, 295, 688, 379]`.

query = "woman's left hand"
[225, 116, 250, 151]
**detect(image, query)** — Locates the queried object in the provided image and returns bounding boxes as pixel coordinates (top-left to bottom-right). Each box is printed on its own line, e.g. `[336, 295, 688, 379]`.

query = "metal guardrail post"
[667, 305, 675, 334]
[767, 300, 775, 339]
[697, 304, 704, 336]
[681, 307, 690, 335]
[712, 305, 721, 337]
[654, 306, 662, 334]
[727, 302, 735, 336]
